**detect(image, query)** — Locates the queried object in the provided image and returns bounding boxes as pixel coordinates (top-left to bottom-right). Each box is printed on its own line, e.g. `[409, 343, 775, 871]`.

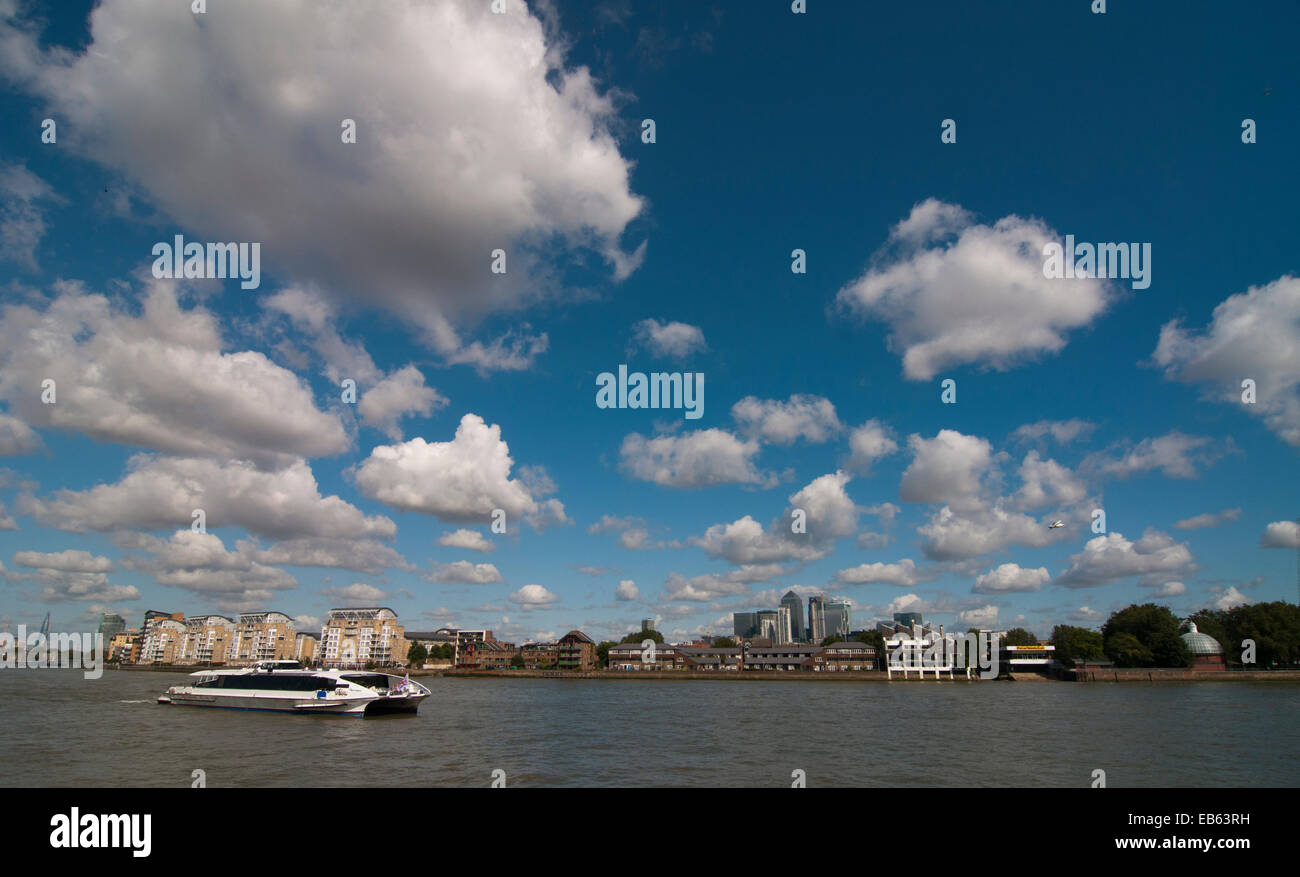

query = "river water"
[2, 670, 1297, 787]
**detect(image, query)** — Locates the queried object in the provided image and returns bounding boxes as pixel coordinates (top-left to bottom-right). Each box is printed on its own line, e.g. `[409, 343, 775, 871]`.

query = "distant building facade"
[176, 614, 235, 665]
[605, 641, 876, 672]
[733, 612, 758, 639]
[97, 613, 126, 642]
[557, 630, 597, 671]
[318, 607, 406, 668]
[229, 611, 296, 665]
[138, 618, 186, 665]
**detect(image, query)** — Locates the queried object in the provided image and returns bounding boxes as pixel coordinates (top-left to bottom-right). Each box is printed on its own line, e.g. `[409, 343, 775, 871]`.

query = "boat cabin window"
[208, 675, 339, 691]
[339, 674, 392, 690]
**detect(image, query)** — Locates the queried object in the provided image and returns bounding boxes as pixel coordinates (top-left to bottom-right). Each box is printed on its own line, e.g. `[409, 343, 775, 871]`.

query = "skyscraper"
[97, 613, 126, 642]
[780, 590, 806, 642]
[825, 599, 852, 641]
[775, 605, 794, 645]
[807, 595, 826, 644]
[733, 612, 758, 638]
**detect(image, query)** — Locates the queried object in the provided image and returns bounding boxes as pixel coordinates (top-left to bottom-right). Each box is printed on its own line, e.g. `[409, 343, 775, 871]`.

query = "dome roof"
[1181, 622, 1224, 656]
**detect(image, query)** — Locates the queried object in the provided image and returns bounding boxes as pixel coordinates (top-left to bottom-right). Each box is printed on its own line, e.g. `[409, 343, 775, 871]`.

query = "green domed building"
[1181, 622, 1226, 672]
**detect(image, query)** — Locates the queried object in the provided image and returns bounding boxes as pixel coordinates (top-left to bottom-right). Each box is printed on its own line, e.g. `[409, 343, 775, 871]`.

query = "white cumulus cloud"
[836, 198, 1112, 380]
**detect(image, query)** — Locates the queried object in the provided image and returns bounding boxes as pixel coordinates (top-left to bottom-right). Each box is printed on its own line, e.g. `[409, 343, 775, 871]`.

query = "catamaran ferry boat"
[156, 660, 430, 717]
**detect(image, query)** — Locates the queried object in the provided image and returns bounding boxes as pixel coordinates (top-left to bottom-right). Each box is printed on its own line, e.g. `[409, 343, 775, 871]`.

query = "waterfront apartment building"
[557, 630, 597, 671]
[519, 641, 559, 669]
[138, 618, 186, 665]
[294, 633, 319, 665]
[607, 642, 686, 670]
[318, 607, 407, 668]
[228, 611, 296, 665]
[457, 639, 518, 670]
[176, 614, 236, 665]
[134, 610, 184, 662]
[108, 631, 138, 663]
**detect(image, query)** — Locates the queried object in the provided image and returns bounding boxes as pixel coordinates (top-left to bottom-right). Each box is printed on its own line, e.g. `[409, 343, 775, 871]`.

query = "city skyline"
[0, 0, 1297, 649]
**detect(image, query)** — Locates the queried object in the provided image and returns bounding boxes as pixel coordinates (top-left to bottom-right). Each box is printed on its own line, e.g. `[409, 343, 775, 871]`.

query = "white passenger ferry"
[156, 660, 430, 717]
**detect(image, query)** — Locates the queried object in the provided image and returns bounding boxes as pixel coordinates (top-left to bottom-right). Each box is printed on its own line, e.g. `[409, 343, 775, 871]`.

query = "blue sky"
[0, 0, 1296, 644]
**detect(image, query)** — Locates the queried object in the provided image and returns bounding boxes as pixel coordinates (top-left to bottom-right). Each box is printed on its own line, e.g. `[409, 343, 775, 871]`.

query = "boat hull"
[159, 691, 371, 716]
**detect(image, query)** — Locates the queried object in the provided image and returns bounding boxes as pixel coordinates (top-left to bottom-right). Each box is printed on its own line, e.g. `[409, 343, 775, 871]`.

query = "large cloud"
[1081, 431, 1228, 480]
[918, 504, 1059, 561]
[619, 429, 767, 489]
[661, 564, 783, 602]
[508, 584, 560, 607]
[237, 537, 410, 574]
[22, 454, 395, 541]
[899, 430, 994, 511]
[12, 548, 127, 604]
[424, 561, 504, 585]
[357, 365, 447, 441]
[836, 199, 1112, 379]
[12, 549, 112, 573]
[1260, 520, 1300, 549]
[0, 411, 41, 456]
[631, 319, 707, 358]
[1054, 530, 1196, 589]
[1153, 275, 1300, 447]
[835, 558, 919, 587]
[0, 161, 58, 270]
[845, 419, 898, 474]
[691, 471, 859, 565]
[0, 282, 347, 467]
[355, 413, 563, 528]
[120, 530, 298, 609]
[436, 529, 495, 554]
[731, 394, 842, 445]
[0, 0, 644, 369]
[973, 562, 1049, 594]
[1012, 451, 1087, 510]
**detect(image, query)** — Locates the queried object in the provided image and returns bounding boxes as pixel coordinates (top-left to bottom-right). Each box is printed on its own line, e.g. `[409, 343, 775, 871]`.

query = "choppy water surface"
[2, 671, 1297, 787]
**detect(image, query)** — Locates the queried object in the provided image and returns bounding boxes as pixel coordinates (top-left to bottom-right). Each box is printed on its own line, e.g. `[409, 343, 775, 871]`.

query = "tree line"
[1049, 601, 1300, 669]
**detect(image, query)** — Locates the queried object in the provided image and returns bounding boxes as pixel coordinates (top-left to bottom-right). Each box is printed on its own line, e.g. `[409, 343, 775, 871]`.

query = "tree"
[1102, 603, 1190, 667]
[407, 643, 428, 667]
[620, 629, 663, 645]
[1106, 632, 1153, 667]
[712, 637, 737, 648]
[596, 640, 616, 668]
[854, 630, 886, 669]
[1003, 627, 1038, 647]
[509, 653, 524, 669]
[1050, 625, 1104, 667]
[1239, 601, 1300, 666]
